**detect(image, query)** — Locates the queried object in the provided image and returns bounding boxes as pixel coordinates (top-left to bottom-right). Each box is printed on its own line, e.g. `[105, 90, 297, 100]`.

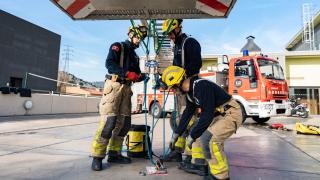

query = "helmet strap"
[173, 28, 182, 42]
[128, 35, 139, 48]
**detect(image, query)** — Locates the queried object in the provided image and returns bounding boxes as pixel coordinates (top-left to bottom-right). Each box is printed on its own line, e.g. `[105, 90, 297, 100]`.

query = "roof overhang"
[284, 50, 320, 58]
[51, 0, 237, 20]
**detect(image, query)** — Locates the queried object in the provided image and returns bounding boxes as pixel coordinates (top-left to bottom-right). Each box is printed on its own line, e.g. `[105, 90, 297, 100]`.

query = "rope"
[129, 20, 148, 54]
[26, 72, 102, 90]
[142, 72, 177, 164]
[131, 20, 177, 165]
[143, 75, 156, 164]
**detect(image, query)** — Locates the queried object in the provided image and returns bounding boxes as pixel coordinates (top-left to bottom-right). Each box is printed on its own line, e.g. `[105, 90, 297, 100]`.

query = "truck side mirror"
[222, 55, 229, 65]
[246, 59, 257, 88]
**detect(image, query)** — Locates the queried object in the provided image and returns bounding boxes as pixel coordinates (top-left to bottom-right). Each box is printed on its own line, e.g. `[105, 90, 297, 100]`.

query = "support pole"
[23, 72, 28, 88]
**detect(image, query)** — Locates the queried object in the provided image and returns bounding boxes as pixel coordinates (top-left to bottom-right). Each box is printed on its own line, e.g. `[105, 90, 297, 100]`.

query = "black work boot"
[161, 151, 182, 162]
[178, 155, 192, 169]
[181, 163, 208, 176]
[107, 155, 132, 164]
[91, 157, 103, 171]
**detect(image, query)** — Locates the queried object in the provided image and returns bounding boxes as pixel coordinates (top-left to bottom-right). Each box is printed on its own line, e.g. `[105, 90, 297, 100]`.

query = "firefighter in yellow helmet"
[128, 25, 148, 48]
[161, 19, 204, 175]
[162, 19, 202, 77]
[91, 25, 147, 171]
[162, 66, 243, 180]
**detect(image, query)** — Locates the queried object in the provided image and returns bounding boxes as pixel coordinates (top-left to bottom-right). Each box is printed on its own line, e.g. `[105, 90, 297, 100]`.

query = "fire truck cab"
[210, 54, 291, 123]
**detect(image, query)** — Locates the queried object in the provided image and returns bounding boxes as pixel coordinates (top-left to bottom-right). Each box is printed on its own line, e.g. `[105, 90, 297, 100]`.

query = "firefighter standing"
[91, 25, 147, 171]
[162, 66, 243, 180]
[162, 19, 202, 77]
[161, 19, 207, 175]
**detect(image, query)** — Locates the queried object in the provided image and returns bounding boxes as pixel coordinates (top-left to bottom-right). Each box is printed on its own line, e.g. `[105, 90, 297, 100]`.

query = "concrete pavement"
[0, 114, 319, 180]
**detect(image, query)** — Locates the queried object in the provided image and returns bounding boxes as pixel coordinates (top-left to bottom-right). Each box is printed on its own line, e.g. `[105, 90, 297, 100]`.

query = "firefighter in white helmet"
[162, 66, 243, 180]
[91, 25, 147, 171]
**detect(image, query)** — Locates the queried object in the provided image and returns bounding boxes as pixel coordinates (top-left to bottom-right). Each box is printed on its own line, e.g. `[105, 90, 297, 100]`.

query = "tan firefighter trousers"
[91, 79, 133, 158]
[173, 91, 205, 165]
[200, 99, 242, 179]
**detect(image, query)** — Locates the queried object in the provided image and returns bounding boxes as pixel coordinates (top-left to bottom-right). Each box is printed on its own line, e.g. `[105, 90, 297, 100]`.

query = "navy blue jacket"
[105, 40, 141, 78]
[175, 77, 232, 140]
[173, 33, 202, 78]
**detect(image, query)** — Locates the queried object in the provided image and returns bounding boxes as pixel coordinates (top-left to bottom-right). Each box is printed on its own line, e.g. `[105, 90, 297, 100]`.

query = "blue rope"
[164, 93, 178, 155]
[162, 90, 166, 157]
[142, 72, 177, 162]
[148, 87, 176, 157]
[143, 75, 157, 165]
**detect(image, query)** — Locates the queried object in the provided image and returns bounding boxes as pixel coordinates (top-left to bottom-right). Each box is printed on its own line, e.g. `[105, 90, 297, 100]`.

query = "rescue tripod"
[129, 20, 179, 175]
[50, 0, 238, 176]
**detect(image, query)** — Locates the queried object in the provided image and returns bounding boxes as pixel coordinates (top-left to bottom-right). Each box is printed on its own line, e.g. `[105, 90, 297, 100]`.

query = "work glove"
[187, 135, 195, 150]
[126, 71, 140, 81]
[169, 133, 179, 151]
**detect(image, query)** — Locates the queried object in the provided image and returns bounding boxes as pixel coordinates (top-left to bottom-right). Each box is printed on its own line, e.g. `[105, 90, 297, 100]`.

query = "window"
[234, 60, 249, 77]
[10, 77, 23, 88]
[258, 59, 285, 80]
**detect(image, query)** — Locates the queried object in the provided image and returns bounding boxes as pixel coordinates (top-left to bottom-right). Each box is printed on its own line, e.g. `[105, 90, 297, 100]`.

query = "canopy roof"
[51, 0, 237, 20]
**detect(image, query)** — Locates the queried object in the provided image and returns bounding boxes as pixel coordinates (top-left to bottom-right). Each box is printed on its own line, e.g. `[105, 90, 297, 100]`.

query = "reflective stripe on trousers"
[91, 117, 109, 157]
[208, 142, 228, 175]
[191, 139, 206, 165]
[91, 80, 133, 157]
[174, 115, 197, 153]
[201, 99, 243, 179]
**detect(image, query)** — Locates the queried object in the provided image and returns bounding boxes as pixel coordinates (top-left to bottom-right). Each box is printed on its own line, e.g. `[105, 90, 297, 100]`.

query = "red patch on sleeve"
[112, 45, 120, 52]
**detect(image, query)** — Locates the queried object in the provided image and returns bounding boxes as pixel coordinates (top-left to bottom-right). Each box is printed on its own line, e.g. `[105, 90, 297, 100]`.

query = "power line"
[61, 45, 73, 73]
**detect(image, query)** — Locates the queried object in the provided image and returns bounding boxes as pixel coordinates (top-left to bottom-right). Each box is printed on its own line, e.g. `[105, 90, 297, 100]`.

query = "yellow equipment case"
[126, 125, 151, 158]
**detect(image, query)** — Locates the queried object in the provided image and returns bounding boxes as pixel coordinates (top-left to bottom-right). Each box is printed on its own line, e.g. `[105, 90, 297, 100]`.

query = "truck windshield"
[258, 59, 285, 80]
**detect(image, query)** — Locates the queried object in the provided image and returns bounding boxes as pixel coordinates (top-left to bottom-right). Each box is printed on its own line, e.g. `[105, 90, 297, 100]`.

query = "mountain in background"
[91, 81, 104, 88]
[58, 71, 103, 88]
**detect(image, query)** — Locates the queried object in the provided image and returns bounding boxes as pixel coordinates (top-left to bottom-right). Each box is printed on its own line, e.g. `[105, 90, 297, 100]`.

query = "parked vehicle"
[202, 54, 291, 123]
[133, 53, 291, 124]
[289, 97, 309, 118]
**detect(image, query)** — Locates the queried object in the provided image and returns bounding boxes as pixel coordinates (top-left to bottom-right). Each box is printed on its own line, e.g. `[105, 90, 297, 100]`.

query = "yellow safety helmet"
[128, 25, 148, 39]
[162, 19, 182, 33]
[161, 66, 185, 88]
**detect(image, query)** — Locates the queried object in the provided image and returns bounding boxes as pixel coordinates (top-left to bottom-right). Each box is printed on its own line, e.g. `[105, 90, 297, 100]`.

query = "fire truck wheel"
[302, 111, 309, 118]
[150, 102, 165, 118]
[252, 116, 270, 124]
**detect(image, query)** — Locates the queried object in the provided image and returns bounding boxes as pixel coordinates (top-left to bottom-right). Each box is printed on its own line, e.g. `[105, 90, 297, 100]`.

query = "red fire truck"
[133, 54, 290, 123]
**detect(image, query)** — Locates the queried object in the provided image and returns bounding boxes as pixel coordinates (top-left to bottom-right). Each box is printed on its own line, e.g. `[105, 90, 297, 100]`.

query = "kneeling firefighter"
[162, 66, 243, 180]
[91, 25, 147, 171]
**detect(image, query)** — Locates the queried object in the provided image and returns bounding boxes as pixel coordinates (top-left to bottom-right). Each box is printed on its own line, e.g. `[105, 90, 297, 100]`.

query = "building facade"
[0, 10, 61, 91]
[285, 10, 320, 115]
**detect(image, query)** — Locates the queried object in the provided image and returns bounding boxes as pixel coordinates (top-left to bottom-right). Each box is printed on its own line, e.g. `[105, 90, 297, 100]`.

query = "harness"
[186, 79, 233, 116]
[181, 36, 191, 68]
[105, 42, 132, 85]
[120, 42, 125, 68]
[186, 78, 207, 106]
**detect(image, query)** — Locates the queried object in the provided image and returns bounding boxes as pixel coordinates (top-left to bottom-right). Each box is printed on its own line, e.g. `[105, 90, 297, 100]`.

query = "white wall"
[0, 93, 100, 116]
[287, 63, 320, 87]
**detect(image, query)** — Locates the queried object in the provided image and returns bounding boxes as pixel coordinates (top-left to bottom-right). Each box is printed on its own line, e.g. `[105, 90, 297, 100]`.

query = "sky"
[0, 0, 319, 82]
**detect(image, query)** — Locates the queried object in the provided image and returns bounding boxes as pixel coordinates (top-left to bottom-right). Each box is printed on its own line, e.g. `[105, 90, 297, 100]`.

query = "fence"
[0, 92, 100, 116]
